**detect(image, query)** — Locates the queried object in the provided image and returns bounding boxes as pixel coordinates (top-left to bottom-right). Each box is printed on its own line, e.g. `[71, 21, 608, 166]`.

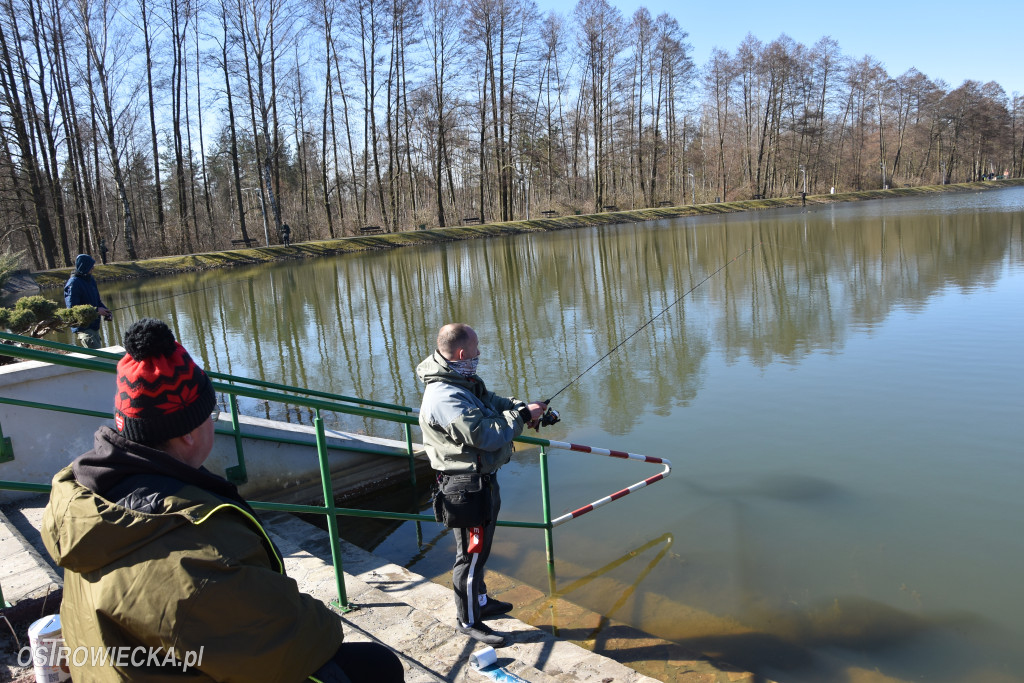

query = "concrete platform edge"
[264, 512, 661, 683]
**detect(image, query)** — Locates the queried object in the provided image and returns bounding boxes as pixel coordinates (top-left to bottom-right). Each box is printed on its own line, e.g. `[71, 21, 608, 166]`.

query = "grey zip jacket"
[417, 350, 527, 474]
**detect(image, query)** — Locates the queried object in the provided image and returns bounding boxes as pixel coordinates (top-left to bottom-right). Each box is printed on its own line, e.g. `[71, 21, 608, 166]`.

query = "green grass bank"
[25, 178, 1024, 290]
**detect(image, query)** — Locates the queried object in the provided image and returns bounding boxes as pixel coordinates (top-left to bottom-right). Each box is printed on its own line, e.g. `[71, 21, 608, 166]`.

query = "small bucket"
[27, 614, 71, 683]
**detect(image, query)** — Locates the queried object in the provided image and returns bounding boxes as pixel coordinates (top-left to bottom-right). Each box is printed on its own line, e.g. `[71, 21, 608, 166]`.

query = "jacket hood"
[44, 468, 186, 574]
[74, 253, 95, 276]
[43, 427, 240, 574]
[417, 350, 477, 390]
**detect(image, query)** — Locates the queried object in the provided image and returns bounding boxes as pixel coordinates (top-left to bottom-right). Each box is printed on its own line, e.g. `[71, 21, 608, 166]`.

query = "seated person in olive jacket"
[42, 318, 404, 683]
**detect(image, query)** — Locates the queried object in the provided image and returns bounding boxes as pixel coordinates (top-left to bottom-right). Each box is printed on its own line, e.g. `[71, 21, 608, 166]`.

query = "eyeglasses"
[210, 410, 220, 423]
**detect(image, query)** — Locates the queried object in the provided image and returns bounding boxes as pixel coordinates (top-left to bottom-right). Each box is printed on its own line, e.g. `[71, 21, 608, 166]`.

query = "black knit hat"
[113, 318, 216, 444]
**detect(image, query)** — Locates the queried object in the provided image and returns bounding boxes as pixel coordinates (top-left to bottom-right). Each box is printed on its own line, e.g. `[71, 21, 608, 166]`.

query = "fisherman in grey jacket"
[417, 323, 547, 646]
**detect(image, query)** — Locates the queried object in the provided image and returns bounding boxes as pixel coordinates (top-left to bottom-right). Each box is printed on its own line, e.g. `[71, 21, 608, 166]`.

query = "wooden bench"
[359, 226, 384, 235]
[657, 200, 673, 207]
[540, 210, 558, 218]
[230, 238, 254, 248]
[602, 205, 619, 212]
[462, 217, 480, 225]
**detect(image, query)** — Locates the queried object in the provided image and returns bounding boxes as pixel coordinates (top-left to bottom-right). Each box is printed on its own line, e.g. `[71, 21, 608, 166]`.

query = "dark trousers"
[313, 641, 404, 682]
[451, 475, 501, 626]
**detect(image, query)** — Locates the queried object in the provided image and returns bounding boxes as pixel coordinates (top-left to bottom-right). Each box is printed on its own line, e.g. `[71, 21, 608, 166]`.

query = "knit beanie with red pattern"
[114, 318, 216, 444]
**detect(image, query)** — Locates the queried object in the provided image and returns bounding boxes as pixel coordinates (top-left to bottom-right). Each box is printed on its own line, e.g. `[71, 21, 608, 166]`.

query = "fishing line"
[110, 276, 255, 313]
[545, 241, 762, 406]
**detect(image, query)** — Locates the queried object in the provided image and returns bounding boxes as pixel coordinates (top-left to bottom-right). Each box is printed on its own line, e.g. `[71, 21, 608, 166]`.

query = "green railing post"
[0, 416, 13, 463]
[403, 423, 424, 547]
[539, 445, 557, 598]
[403, 423, 417, 489]
[224, 392, 248, 484]
[315, 410, 352, 612]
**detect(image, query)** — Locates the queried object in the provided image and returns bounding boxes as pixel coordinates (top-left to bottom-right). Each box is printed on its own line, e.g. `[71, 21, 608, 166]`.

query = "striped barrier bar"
[543, 440, 672, 527]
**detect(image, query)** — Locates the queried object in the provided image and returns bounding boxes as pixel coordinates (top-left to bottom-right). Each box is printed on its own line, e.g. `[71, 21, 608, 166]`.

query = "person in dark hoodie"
[63, 253, 111, 348]
[42, 318, 405, 683]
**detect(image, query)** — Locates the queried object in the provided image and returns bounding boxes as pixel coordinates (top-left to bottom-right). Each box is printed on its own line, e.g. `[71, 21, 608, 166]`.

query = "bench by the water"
[359, 226, 384, 235]
[602, 205, 619, 212]
[462, 216, 480, 225]
[231, 238, 254, 248]
[657, 200, 673, 207]
[540, 210, 558, 218]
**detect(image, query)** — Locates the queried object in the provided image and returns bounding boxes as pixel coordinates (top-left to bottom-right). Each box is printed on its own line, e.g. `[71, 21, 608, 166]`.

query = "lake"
[93, 187, 1024, 682]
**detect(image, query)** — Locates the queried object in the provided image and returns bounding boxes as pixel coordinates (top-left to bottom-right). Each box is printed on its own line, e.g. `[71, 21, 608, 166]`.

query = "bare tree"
[423, 0, 464, 227]
[575, 0, 622, 211]
[72, 0, 140, 259]
[213, 0, 250, 244]
[704, 48, 734, 202]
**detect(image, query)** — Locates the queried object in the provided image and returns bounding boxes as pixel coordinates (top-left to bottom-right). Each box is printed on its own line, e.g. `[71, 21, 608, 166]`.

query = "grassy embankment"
[30, 178, 1024, 290]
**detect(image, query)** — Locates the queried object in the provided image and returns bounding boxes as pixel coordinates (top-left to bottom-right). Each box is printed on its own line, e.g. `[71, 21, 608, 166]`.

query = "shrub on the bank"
[0, 295, 97, 338]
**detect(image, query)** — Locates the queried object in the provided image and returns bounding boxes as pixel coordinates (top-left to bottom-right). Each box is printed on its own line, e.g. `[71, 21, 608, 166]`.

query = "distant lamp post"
[687, 168, 695, 205]
[880, 161, 887, 190]
[940, 161, 947, 185]
[799, 164, 807, 194]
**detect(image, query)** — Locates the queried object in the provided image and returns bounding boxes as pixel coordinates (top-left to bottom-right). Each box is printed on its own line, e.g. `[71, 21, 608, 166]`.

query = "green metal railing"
[0, 333, 555, 612]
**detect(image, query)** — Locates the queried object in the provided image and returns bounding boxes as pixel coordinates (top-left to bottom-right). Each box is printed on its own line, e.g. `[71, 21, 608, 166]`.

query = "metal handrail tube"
[0, 332, 411, 413]
[0, 342, 113, 373]
[0, 481, 50, 493]
[1, 340, 414, 425]
[0, 396, 111, 420]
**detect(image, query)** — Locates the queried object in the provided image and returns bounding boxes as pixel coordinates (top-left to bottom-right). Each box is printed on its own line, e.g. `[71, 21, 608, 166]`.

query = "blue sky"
[535, 0, 1023, 97]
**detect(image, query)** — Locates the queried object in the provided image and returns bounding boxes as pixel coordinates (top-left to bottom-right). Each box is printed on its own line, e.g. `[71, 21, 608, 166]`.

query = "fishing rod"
[539, 241, 762, 422]
[109, 276, 255, 313]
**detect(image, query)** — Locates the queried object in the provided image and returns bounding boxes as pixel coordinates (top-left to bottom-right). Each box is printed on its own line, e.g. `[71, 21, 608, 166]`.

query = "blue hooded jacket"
[64, 254, 105, 332]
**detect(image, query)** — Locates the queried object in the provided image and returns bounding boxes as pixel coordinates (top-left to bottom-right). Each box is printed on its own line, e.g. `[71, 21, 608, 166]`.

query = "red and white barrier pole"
[541, 439, 672, 527]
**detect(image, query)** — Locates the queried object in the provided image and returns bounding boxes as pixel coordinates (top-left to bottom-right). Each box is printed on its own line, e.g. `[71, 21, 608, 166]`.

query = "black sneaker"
[480, 598, 514, 619]
[457, 622, 508, 647]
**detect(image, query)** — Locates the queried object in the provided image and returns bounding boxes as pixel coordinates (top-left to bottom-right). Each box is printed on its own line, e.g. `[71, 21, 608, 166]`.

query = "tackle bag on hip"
[432, 473, 491, 529]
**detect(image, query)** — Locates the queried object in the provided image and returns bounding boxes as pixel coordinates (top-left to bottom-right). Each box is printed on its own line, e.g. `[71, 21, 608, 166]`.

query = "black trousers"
[312, 641, 404, 682]
[451, 475, 501, 626]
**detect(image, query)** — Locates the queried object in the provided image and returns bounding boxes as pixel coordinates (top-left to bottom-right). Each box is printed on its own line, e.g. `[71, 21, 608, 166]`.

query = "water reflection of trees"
[106, 205, 1020, 435]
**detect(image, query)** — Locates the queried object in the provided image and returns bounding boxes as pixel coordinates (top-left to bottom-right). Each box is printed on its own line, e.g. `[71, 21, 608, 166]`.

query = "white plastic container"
[469, 645, 497, 669]
[27, 614, 71, 683]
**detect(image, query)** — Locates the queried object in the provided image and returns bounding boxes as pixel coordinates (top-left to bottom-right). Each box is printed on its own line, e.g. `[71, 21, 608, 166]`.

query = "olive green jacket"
[42, 429, 343, 682]
[416, 351, 526, 474]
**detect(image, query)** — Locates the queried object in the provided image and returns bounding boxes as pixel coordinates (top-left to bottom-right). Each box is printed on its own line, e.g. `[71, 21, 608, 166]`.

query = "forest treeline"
[1, 0, 1022, 268]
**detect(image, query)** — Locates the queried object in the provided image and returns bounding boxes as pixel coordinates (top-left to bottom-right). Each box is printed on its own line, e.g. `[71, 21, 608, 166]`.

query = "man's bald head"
[437, 323, 477, 359]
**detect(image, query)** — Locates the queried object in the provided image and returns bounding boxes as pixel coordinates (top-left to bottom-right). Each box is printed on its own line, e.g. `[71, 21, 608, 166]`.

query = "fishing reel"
[539, 407, 560, 427]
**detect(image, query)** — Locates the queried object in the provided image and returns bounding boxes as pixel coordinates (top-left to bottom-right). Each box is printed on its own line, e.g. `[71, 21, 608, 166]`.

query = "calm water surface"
[93, 188, 1024, 682]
